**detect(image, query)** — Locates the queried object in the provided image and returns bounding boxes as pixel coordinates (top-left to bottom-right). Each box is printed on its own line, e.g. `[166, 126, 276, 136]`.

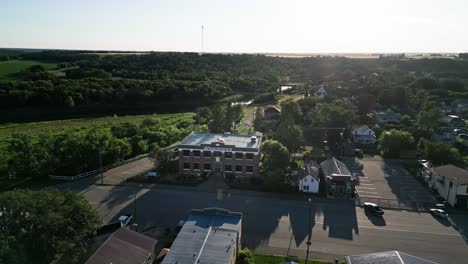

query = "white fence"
[49, 154, 149, 181]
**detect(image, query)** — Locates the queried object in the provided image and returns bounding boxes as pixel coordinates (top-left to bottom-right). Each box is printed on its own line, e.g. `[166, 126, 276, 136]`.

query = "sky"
[2, 0, 468, 53]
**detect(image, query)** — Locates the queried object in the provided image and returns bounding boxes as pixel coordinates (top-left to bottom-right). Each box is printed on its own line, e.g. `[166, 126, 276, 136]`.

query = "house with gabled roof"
[314, 85, 328, 98]
[296, 160, 320, 193]
[351, 125, 376, 144]
[321, 157, 355, 196]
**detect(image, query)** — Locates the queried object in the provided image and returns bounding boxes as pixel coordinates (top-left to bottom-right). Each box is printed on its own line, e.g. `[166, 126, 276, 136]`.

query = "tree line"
[5, 117, 197, 178]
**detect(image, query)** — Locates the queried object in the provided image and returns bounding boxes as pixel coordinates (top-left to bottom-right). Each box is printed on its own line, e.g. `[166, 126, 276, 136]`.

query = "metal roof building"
[161, 208, 242, 264]
[85, 227, 157, 264]
[179, 132, 261, 150]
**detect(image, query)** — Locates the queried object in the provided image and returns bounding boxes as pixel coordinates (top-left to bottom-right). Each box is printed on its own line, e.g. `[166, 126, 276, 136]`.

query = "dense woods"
[2, 50, 468, 122]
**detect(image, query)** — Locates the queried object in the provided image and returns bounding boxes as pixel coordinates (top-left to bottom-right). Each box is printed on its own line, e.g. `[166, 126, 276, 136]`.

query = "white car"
[429, 209, 448, 219]
[118, 214, 133, 225]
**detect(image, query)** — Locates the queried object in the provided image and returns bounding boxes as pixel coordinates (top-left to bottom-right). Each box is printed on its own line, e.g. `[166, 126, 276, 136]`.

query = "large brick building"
[177, 132, 262, 181]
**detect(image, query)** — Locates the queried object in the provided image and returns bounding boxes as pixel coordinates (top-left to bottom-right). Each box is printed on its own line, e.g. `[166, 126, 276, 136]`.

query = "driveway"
[342, 157, 437, 205]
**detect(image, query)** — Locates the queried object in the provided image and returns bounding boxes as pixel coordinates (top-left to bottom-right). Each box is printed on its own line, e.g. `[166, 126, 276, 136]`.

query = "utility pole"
[98, 149, 103, 184]
[305, 198, 312, 264]
[134, 184, 142, 231]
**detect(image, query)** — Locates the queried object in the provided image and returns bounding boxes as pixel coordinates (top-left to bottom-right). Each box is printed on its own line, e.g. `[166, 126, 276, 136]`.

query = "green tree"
[260, 140, 290, 185]
[107, 138, 132, 161]
[237, 248, 255, 264]
[275, 123, 304, 155]
[416, 106, 442, 131]
[308, 100, 358, 129]
[0, 189, 101, 264]
[419, 140, 460, 165]
[378, 129, 415, 158]
[7, 133, 51, 178]
[150, 147, 176, 175]
[280, 99, 302, 125]
[208, 105, 225, 133]
[194, 107, 212, 125]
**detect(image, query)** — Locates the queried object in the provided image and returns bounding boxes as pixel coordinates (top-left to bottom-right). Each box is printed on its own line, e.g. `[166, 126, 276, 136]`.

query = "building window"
[183, 162, 190, 169]
[235, 165, 243, 172]
[246, 153, 254, 160]
[183, 150, 190, 157]
[225, 152, 233, 159]
[204, 163, 211, 170]
[203, 151, 211, 158]
[303, 178, 307, 182]
[193, 150, 201, 156]
[193, 163, 199, 170]
[246, 166, 253, 173]
[303, 185, 309, 190]
[214, 151, 222, 157]
[235, 152, 243, 159]
[225, 164, 232, 171]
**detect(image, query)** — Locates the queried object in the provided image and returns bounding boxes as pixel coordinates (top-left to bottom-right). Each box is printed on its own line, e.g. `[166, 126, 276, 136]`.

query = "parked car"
[363, 202, 384, 216]
[430, 208, 448, 219]
[118, 214, 133, 226]
[434, 203, 447, 210]
[417, 159, 431, 168]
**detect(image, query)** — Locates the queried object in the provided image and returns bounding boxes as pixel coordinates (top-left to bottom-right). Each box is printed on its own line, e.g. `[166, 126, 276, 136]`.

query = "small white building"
[430, 164, 468, 209]
[352, 125, 376, 144]
[297, 161, 320, 193]
[314, 85, 328, 98]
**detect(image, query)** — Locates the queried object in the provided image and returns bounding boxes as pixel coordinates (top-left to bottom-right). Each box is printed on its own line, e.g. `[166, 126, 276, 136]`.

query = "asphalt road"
[80, 184, 468, 264]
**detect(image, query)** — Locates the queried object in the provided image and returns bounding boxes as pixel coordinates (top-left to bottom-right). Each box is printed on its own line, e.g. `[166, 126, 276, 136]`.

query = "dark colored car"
[364, 202, 384, 216]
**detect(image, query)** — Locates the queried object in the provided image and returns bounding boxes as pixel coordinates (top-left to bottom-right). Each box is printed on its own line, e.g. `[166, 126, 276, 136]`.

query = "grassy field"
[253, 253, 337, 264]
[0, 60, 58, 81]
[0, 113, 194, 150]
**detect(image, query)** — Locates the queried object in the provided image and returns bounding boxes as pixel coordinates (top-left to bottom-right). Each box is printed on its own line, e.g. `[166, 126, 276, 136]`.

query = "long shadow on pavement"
[321, 199, 359, 240]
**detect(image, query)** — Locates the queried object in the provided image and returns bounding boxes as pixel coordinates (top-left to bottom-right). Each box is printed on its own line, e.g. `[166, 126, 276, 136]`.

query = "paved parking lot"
[343, 157, 437, 203]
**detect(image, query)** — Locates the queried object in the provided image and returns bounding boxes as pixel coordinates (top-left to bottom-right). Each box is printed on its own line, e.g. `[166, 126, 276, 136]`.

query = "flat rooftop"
[179, 132, 261, 149]
[161, 208, 242, 264]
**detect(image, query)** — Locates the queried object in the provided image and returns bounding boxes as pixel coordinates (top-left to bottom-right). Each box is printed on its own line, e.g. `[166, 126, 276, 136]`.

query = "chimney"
[250, 136, 257, 143]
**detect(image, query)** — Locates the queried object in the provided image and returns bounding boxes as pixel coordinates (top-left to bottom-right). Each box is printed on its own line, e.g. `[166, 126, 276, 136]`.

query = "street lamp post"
[305, 198, 312, 264]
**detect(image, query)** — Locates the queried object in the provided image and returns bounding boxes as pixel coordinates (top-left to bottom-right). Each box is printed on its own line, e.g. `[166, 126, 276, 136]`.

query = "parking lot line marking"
[358, 192, 380, 195]
[358, 195, 383, 198]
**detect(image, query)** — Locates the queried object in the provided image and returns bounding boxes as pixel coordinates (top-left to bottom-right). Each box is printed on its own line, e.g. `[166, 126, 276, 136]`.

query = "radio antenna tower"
[201, 25, 204, 53]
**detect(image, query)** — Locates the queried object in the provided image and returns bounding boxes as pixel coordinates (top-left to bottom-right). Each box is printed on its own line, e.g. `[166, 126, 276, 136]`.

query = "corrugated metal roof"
[86, 227, 157, 264]
[162, 208, 242, 264]
[321, 157, 351, 177]
[434, 164, 468, 185]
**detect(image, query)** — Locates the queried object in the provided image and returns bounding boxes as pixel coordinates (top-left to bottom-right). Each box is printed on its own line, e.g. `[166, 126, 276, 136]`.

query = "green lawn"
[253, 253, 338, 264]
[0, 60, 58, 81]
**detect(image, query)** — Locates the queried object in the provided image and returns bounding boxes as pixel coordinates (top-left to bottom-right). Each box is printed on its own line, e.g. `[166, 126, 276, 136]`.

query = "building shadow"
[288, 201, 316, 247]
[381, 159, 437, 207]
[342, 157, 365, 177]
[449, 213, 468, 244]
[431, 215, 452, 227]
[321, 199, 359, 240]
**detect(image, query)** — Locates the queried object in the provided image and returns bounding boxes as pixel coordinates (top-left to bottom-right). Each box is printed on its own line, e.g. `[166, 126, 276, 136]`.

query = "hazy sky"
[2, 0, 467, 53]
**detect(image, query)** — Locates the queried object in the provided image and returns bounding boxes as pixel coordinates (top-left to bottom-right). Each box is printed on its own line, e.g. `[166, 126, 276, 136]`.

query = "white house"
[314, 85, 328, 98]
[351, 125, 376, 144]
[297, 161, 320, 193]
[430, 164, 468, 209]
